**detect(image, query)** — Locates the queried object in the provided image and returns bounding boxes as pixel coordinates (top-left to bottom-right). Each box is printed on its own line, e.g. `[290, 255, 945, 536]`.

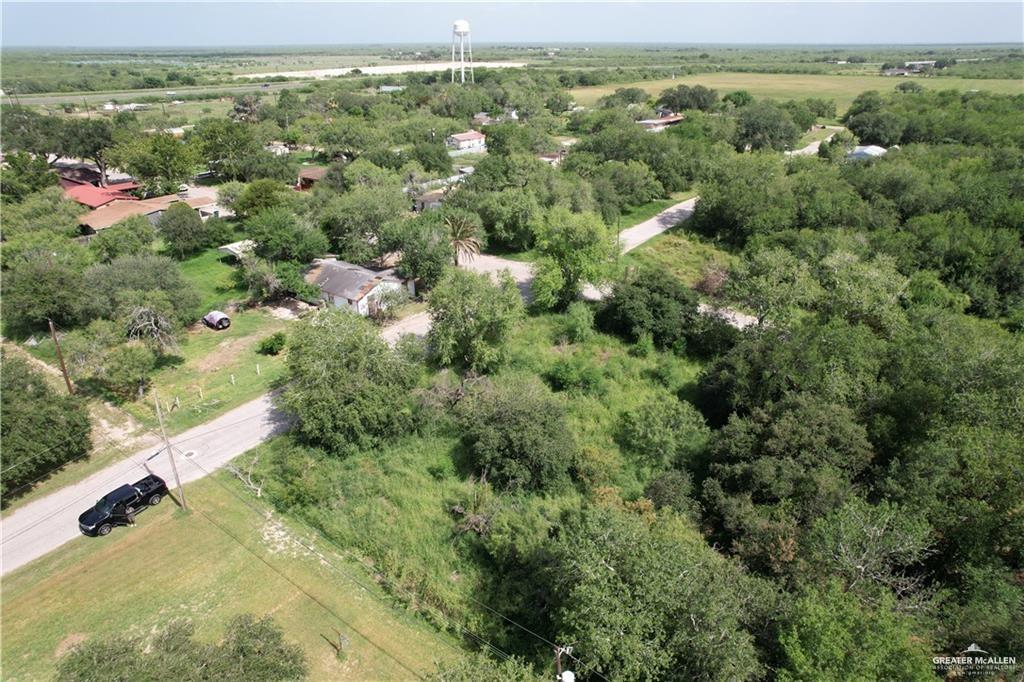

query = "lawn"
[122, 309, 290, 433]
[570, 72, 1024, 114]
[622, 223, 736, 289]
[178, 247, 249, 313]
[795, 126, 839, 148]
[0, 474, 462, 681]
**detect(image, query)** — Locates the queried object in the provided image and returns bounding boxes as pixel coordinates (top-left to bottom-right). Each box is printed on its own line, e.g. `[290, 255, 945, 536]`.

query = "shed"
[413, 189, 446, 212]
[446, 130, 486, 151]
[846, 145, 888, 161]
[217, 239, 257, 259]
[296, 166, 329, 191]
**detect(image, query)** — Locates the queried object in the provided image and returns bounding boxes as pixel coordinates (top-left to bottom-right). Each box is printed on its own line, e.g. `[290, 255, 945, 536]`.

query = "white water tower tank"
[453, 19, 470, 36]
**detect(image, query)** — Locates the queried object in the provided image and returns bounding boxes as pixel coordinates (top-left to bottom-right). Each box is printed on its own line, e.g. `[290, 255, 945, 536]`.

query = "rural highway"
[0, 195, 752, 576]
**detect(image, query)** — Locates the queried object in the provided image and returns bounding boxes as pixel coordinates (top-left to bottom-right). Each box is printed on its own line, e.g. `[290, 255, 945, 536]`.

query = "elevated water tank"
[453, 19, 470, 35]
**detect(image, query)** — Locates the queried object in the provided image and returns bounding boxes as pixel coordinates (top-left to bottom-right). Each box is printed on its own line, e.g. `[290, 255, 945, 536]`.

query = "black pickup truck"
[78, 474, 169, 537]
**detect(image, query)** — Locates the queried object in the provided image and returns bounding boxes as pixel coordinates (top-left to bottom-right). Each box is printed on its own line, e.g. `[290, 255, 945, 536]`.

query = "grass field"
[622, 223, 736, 289]
[0, 474, 462, 681]
[570, 72, 1024, 113]
[121, 310, 289, 433]
[178, 247, 249, 312]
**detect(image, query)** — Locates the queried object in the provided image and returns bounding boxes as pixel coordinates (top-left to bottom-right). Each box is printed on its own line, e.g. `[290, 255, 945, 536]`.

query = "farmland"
[570, 71, 1024, 113]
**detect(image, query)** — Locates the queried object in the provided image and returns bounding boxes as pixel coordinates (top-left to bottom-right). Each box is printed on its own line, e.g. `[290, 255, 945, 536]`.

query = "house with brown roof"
[63, 183, 139, 209]
[304, 258, 415, 316]
[296, 166, 329, 191]
[412, 188, 446, 212]
[78, 195, 217, 234]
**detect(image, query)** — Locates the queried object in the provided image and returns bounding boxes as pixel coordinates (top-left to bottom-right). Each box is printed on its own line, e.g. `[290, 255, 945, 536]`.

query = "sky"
[2, 1, 1022, 48]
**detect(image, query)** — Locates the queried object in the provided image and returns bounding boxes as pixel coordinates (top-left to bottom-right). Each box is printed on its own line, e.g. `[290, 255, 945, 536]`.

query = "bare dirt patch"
[53, 633, 86, 659]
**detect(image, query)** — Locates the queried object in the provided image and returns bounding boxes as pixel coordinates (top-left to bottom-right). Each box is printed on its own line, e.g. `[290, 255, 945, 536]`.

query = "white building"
[446, 130, 486, 151]
[305, 259, 415, 317]
[846, 145, 888, 161]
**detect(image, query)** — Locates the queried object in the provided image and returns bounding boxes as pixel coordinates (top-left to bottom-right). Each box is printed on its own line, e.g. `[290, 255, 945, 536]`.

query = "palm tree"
[445, 212, 482, 267]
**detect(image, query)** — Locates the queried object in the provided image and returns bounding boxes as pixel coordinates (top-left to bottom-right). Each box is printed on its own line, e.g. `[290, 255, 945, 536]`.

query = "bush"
[644, 469, 699, 517]
[598, 272, 700, 350]
[559, 301, 595, 343]
[618, 397, 709, 469]
[456, 375, 576, 492]
[257, 332, 287, 355]
[545, 353, 604, 395]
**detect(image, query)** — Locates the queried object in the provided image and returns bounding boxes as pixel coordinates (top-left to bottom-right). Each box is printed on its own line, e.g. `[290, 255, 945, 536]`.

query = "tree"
[443, 209, 483, 266]
[733, 102, 800, 152]
[723, 90, 754, 108]
[89, 215, 156, 262]
[97, 343, 157, 399]
[531, 208, 616, 310]
[247, 206, 328, 264]
[596, 271, 700, 350]
[846, 111, 907, 147]
[657, 84, 719, 112]
[233, 178, 289, 218]
[0, 186, 86, 241]
[157, 202, 210, 259]
[475, 187, 541, 251]
[389, 214, 453, 289]
[62, 118, 118, 185]
[281, 309, 418, 454]
[777, 581, 933, 682]
[427, 268, 524, 372]
[79, 254, 200, 327]
[108, 132, 197, 194]
[726, 247, 821, 326]
[1, 353, 91, 503]
[318, 184, 408, 264]
[56, 615, 306, 681]
[430, 654, 541, 681]
[456, 375, 576, 491]
[546, 506, 772, 681]
[1, 243, 92, 332]
[0, 151, 59, 201]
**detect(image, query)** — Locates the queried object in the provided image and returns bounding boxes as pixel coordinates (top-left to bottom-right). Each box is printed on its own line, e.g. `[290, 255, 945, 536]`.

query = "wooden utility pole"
[48, 319, 74, 395]
[154, 391, 187, 510]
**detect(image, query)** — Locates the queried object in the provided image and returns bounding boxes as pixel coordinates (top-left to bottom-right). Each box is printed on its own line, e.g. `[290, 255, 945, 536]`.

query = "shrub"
[545, 353, 604, 395]
[618, 397, 709, 469]
[598, 272, 700, 350]
[559, 301, 595, 343]
[456, 375, 576, 492]
[644, 469, 699, 517]
[257, 332, 287, 355]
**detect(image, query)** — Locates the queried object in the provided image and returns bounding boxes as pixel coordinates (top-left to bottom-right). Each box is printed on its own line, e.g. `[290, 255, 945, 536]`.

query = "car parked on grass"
[203, 310, 231, 330]
[78, 474, 169, 537]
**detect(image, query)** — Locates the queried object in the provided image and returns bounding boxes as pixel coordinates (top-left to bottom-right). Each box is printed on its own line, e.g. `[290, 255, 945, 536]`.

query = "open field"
[10, 80, 315, 106]
[622, 224, 736, 288]
[570, 72, 1024, 113]
[0, 474, 462, 681]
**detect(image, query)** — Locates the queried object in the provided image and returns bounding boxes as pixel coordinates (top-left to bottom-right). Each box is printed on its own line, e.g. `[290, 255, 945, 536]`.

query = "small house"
[637, 114, 685, 133]
[305, 259, 415, 317]
[446, 130, 486, 152]
[845, 145, 888, 161]
[78, 195, 216, 234]
[296, 166, 329, 191]
[413, 188, 446, 212]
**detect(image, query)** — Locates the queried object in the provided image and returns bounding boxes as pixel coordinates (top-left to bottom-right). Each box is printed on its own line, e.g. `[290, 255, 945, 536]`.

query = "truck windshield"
[94, 497, 112, 515]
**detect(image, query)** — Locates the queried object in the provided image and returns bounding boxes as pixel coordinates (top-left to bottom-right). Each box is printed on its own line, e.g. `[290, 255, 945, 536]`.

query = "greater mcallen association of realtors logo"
[933, 643, 1019, 677]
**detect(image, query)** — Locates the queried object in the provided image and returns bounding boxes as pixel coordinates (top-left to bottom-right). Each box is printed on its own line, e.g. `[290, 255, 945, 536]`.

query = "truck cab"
[78, 474, 169, 537]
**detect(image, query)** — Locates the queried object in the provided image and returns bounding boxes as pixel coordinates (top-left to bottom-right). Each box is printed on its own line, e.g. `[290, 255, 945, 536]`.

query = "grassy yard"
[570, 72, 1024, 114]
[178, 247, 249, 312]
[122, 309, 290, 433]
[0, 474, 463, 681]
[796, 126, 839, 148]
[623, 223, 736, 288]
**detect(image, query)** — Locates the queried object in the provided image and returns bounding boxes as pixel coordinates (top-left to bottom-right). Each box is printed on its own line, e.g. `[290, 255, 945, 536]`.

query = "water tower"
[451, 19, 474, 84]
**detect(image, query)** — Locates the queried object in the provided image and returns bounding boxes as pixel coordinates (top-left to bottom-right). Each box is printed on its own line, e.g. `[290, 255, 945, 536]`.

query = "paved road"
[0, 195, 737, 574]
[0, 394, 288, 575]
[787, 125, 845, 157]
[12, 80, 315, 106]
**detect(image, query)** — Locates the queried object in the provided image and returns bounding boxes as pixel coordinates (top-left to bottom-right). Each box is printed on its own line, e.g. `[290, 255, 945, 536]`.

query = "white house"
[446, 130, 486, 151]
[305, 259, 415, 317]
[846, 145, 888, 161]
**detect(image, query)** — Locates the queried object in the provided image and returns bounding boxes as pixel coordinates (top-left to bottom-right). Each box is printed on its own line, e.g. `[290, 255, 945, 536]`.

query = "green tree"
[531, 208, 615, 310]
[427, 268, 524, 372]
[733, 102, 800, 152]
[1, 243, 92, 331]
[657, 84, 719, 112]
[234, 178, 289, 218]
[319, 184, 407, 264]
[389, 213, 453, 288]
[596, 271, 700, 350]
[726, 247, 821, 326]
[56, 615, 305, 681]
[281, 309, 418, 455]
[157, 202, 210, 259]
[89, 215, 156, 262]
[618, 397, 709, 470]
[0, 353, 91, 503]
[443, 209, 483, 267]
[247, 206, 328, 264]
[79, 254, 200, 327]
[457, 375, 576, 491]
[109, 132, 197, 194]
[0, 151, 59, 201]
[0, 186, 86, 241]
[777, 581, 933, 682]
[547, 506, 772, 681]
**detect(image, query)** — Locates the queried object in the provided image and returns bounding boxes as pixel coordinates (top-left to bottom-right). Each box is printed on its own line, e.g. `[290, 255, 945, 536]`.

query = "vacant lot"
[0, 474, 461, 681]
[570, 72, 1024, 113]
[622, 224, 736, 289]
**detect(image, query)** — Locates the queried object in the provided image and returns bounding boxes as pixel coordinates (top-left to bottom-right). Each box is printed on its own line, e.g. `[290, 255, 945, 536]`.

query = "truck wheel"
[148, 494, 162, 506]
[98, 524, 112, 536]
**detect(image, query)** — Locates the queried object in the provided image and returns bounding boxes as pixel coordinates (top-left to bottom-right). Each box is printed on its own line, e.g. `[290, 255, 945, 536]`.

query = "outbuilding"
[446, 130, 486, 152]
[845, 145, 888, 161]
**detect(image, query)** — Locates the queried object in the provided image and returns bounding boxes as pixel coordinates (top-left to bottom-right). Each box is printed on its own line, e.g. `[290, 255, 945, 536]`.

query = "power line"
[182, 454, 608, 680]
[182, 455, 516, 668]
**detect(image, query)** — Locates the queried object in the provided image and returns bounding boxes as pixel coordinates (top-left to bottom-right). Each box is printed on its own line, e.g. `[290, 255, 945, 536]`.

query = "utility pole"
[555, 646, 575, 682]
[154, 391, 187, 510]
[48, 319, 74, 395]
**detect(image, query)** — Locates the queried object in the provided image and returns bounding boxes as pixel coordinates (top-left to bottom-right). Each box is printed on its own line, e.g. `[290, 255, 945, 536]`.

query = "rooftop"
[305, 259, 402, 302]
